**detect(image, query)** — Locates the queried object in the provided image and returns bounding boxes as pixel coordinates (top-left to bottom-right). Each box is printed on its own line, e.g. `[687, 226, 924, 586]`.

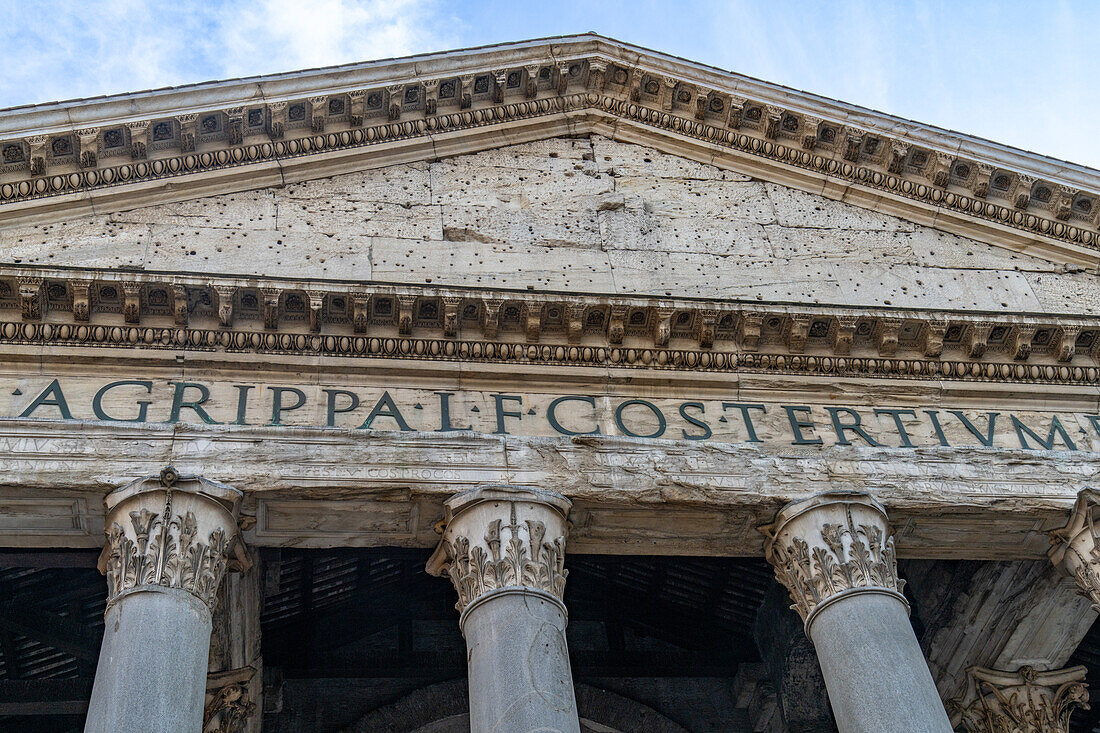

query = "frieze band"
[10, 378, 1098, 452]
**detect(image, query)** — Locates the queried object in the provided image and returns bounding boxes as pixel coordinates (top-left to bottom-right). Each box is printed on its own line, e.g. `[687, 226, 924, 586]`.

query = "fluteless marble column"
[763, 491, 952, 733]
[85, 468, 243, 733]
[427, 485, 580, 733]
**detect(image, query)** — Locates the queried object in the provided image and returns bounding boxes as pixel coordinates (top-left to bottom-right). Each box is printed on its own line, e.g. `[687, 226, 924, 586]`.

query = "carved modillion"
[70, 279, 92, 322]
[214, 285, 234, 328]
[172, 284, 189, 326]
[17, 277, 43, 320]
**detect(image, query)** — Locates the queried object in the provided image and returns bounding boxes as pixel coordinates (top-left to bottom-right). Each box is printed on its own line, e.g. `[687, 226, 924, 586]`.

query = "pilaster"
[950, 666, 1089, 733]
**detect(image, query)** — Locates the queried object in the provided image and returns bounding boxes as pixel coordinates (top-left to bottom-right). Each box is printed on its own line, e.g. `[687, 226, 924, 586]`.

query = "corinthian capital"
[763, 491, 905, 630]
[1049, 488, 1100, 610]
[426, 485, 570, 622]
[99, 467, 244, 612]
[950, 665, 1089, 733]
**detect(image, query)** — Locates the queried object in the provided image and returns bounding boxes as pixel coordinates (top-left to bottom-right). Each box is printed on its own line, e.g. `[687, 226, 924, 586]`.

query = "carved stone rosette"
[426, 485, 570, 624]
[763, 491, 905, 631]
[1049, 488, 1100, 611]
[99, 468, 243, 612]
[950, 666, 1089, 733]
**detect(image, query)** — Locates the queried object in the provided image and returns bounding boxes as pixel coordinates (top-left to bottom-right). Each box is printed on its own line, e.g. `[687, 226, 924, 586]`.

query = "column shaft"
[86, 589, 211, 733]
[809, 591, 949, 732]
[464, 590, 577, 731]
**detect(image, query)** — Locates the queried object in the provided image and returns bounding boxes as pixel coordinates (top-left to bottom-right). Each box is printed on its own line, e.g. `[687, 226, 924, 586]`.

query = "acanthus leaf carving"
[787, 315, 810, 353]
[261, 287, 279, 330]
[763, 492, 905, 627]
[426, 486, 571, 616]
[203, 668, 257, 733]
[101, 476, 241, 611]
[307, 290, 324, 333]
[1050, 489, 1100, 612]
[566, 303, 584, 343]
[351, 293, 370, 333]
[442, 296, 461, 338]
[122, 282, 141, 324]
[17, 277, 43, 320]
[126, 121, 149, 160]
[654, 308, 674, 347]
[878, 318, 902, 356]
[832, 315, 857, 355]
[949, 665, 1089, 733]
[70, 279, 92, 322]
[738, 311, 763, 351]
[608, 305, 627, 345]
[214, 285, 234, 328]
[172, 284, 189, 326]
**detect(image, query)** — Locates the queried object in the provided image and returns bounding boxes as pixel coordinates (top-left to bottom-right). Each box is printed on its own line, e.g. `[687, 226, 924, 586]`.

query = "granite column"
[84, 468, 243, 733]
[763, 491, 952, 733]
[427, 485, 580, 733]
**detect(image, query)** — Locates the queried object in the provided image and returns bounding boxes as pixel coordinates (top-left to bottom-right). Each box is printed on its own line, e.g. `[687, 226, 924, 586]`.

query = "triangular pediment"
[1, 134, 1094, 320]
[0, 34, 1098, 274]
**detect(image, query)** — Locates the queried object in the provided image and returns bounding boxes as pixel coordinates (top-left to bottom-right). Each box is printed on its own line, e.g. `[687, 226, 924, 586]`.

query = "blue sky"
[2, 1, 1097, 167]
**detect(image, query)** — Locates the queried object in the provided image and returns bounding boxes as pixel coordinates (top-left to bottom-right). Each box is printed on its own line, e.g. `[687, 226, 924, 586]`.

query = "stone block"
[765, 182, 916, 231]
[371, 237, 615, 290]
[592, 135, 752, 181]
[109, 192, 277, 230]
[0, 219, 151, 269]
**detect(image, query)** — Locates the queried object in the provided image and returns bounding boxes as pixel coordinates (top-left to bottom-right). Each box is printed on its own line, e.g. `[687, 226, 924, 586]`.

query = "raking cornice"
[1, 35, 1099, 269]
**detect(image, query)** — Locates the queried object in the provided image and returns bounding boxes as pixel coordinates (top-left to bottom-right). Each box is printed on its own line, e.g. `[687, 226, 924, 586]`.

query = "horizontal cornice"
[2, 266, 1100, 388]
[1, 36, 1099, 267]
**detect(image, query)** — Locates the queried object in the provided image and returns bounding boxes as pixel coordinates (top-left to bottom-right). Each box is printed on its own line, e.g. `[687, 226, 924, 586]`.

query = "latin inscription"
[4, 377, 1097, 452]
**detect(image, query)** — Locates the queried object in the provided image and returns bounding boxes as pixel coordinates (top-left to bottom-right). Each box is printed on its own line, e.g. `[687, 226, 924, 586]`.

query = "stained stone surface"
[85, 588, 212, 733]
[462, 591, 580, 733]
[1, 136, 1093, 314]
[808, 592, 953, 733]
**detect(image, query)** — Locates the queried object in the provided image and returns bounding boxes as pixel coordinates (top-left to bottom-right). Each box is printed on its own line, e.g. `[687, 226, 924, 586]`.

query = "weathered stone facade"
[2, 34, 1100, 733]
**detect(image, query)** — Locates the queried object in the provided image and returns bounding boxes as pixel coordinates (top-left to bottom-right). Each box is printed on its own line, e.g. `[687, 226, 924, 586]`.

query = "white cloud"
[217, 0, 458, 78]
[0, 0, 458, 107]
